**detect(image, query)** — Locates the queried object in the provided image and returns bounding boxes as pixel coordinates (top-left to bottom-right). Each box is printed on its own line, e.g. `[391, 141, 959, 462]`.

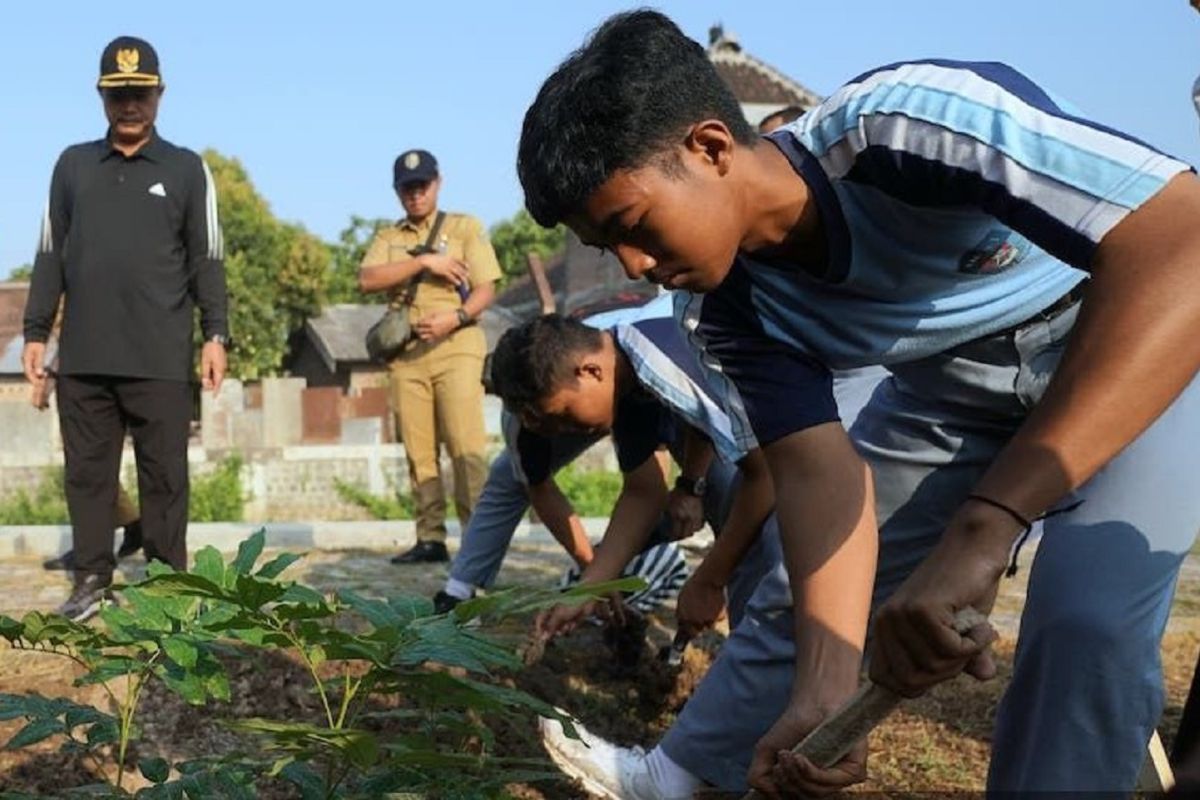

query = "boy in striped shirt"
[516, 10, 1200, 795]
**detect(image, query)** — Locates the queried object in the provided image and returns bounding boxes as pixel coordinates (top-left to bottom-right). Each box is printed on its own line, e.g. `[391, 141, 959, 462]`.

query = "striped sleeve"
[795, 59, 1193, 269]
[187, 152, 229, 340]
[615, 315, 755, 463]
[23, 152, 71, 344]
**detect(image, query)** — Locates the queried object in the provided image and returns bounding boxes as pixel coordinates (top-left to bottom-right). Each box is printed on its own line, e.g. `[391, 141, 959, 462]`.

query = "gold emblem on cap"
[116, 48, 140, 74]
[404, 152, 420, 169]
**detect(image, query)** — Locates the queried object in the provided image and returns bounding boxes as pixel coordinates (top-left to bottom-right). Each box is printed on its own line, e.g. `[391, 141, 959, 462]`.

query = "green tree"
[202, 150, 332, 380]
[488, 209, 566, 288]
[6, 263, 32, 281]
[326, 215, 392, 305]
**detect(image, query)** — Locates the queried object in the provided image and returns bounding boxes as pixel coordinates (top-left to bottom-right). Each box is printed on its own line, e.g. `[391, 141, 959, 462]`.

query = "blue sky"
[3, 1, 1199, 277]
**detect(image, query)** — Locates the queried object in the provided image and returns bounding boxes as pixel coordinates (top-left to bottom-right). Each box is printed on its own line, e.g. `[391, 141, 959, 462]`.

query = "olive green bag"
[365, 211, 446, 362]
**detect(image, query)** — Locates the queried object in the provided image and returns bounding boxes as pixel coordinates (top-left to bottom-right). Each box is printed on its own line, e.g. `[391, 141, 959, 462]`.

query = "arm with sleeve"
[186, 155, 228, 340]
[23, 153, 71, 345]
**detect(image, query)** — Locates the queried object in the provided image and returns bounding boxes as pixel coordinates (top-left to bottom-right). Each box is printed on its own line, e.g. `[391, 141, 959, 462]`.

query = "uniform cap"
[98, 36, 161, 88]
[393, 149, 438, 187]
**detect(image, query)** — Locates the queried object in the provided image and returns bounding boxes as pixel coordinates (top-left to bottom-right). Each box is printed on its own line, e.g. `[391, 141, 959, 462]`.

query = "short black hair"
[490, 315, 606, 416]
[518, 9, 756, 227]
[758, 105, 807, 131]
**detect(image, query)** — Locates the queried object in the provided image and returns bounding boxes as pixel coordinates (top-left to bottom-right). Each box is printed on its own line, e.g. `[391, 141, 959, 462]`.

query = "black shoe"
[56, 575, 115, 622]
[43, 550, 77, 571]
[116, 521, 143, 559]
[44, 529, 144, 571]
[433, 590, 469, 614]
[391, 541, 449, 565]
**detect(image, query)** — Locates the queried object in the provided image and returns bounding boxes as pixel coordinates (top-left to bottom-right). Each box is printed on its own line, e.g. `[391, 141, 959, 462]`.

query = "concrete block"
[262, 377, 306, 448]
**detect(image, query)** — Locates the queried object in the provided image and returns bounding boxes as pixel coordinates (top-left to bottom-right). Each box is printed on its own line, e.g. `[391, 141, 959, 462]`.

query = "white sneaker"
[539, 715, 688, 800]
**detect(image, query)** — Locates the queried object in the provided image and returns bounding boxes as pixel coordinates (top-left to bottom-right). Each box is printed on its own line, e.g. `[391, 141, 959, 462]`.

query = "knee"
[1020, 599, 1156, 670]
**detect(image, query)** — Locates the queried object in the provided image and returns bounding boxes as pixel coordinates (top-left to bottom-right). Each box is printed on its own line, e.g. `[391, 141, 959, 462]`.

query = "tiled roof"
[707, 26, 822, 110]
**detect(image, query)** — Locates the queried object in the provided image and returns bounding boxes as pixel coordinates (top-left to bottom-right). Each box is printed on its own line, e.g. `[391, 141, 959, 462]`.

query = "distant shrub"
[189, 455, 247, 522]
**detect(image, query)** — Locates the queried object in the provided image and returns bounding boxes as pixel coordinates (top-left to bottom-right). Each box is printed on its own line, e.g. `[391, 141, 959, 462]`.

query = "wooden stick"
[739, 607, 988, 800]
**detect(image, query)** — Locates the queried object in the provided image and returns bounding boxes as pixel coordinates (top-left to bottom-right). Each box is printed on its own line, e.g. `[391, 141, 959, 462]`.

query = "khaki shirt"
[361, 211, 502, 323]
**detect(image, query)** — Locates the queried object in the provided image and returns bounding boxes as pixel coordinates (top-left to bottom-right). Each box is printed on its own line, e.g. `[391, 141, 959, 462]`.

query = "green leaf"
[277, 584, 326, 607]
[255, 552, 301, 580]
[139, 756, 170, 783]
[337, 589, 399, 629]
[232, 574, 287, 609]
[163, 637, 199, 669]
[137, 573, 228, 602]
[6, 717, 63, 749]
[279, 761, 325, 800]
[307, 645, 325, 670]
[232, 530, 265, 576]
[192, 547, 227, 588]
[204, 670, 231, 703]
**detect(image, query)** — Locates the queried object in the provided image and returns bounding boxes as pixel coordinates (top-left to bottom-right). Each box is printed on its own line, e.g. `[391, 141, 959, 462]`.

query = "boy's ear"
[684, 120, 735, 176]
[576, 361, 605, 382]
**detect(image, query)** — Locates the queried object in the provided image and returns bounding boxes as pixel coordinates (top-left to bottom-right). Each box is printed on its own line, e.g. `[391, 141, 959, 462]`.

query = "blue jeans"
[662, 306, 1200, 791]
[449, 428, 743, 592]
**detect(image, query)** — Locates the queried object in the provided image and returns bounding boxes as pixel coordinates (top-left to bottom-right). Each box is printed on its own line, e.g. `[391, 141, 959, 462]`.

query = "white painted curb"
[0, 518, 714, 559]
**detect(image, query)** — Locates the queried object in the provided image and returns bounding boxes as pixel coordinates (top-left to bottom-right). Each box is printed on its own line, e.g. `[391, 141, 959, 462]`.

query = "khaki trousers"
[388, 326, 488, 543]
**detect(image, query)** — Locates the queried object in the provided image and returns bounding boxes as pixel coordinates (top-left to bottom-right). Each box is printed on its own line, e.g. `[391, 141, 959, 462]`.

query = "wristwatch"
[455, 308, 471, 328]
[674, 474, 707, 497]
[208, 334, 229, 346]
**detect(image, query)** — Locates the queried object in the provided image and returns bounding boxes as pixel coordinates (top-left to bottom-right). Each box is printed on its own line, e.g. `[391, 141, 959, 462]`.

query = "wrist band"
[965, 493, 1083, 577]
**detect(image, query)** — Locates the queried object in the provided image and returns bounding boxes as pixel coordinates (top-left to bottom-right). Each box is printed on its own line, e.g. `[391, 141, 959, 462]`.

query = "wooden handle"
[738, 607, 988, 800]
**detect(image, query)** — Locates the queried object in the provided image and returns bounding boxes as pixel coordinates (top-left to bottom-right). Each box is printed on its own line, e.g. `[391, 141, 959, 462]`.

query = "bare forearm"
[580, 468, 667, 583]
[528, 480, 593, 567]
[358, 257, 424, 293]
[973, 173, 1200, 536]
[679, 427, 714, 480]
[694, 450, 773, 586]
[766, 425, 878, 703]
[461, 280, 495, 319]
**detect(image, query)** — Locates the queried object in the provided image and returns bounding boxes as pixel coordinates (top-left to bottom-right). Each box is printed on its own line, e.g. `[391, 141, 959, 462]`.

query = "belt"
[995, 282, 1086, 337]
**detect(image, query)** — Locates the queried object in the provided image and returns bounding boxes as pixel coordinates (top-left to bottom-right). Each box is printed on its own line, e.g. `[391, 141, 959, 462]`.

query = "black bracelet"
[965, 493, 1033, 578]
[965, 493, 1033, 532]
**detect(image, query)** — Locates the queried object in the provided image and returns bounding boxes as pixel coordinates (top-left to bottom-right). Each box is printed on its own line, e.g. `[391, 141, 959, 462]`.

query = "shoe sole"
[538, 716, 623, 800]
[66, 598, 105, 623]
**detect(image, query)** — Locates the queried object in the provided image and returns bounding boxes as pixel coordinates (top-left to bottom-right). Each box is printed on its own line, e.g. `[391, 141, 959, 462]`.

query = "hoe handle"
[738, 607, 988, 800]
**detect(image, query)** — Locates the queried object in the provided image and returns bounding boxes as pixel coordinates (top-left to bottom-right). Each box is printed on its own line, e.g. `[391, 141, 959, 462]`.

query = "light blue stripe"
[804, 82, 1170, 210]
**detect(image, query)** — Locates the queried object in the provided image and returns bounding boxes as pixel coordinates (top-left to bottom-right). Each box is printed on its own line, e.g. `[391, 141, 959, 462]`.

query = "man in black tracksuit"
[21, 36, 228, 621]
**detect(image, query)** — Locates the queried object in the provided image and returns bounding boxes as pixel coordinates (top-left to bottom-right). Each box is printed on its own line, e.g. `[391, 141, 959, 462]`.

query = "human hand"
[201, 341, 227, 395]
[415, 311, 460, 343]
[534, 600, 597, 642]
[868, 500, 1010, 697]
[666, 488, 704, 541]
[419, 253, 470, 287]
[29, 372, 54, 410]
[21, 342, 46, 385]
[675, 571, 726, 639]
[748, 698, 868, 797]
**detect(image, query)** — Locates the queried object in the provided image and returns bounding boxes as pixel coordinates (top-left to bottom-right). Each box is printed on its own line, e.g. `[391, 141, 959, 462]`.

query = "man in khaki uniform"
[359, 149, 501, 564]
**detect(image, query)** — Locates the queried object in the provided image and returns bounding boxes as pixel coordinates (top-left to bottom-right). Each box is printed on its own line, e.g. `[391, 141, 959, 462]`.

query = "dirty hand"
[748, 699, 867, 797]
[21, 342, 46, 385]
[666, 488, 704, 541]
[675, 571, 726, 639]
[201, 341, 227, 395]
[415, 311, 459, 342]
[869, 500, 1012, 697]
[534, 600, 596, 641]
[419, 253, 469, 287]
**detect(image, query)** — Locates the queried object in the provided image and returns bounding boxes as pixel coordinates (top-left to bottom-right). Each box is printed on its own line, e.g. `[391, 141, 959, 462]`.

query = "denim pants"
[662, 306, 1200, 791]
[448, 424, 743, 592]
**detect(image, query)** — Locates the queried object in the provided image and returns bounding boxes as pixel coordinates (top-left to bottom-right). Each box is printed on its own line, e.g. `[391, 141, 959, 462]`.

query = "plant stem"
[276, 622, 334, 729]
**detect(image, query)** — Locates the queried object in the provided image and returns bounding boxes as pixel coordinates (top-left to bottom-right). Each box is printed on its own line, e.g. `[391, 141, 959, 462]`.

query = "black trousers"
[56, 375, 191, 580]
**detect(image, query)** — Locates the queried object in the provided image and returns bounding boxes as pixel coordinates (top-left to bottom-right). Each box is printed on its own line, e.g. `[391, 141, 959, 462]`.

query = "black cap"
[393, 149, 438, 187]
[98, 36, 161, 89]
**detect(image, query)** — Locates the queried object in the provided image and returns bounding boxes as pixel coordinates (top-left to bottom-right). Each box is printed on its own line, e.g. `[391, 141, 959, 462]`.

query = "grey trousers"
[662, 306, 1200, 791]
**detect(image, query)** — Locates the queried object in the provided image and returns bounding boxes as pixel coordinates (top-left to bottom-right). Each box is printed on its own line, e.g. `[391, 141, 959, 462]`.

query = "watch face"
[692, 477, 707, 495]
